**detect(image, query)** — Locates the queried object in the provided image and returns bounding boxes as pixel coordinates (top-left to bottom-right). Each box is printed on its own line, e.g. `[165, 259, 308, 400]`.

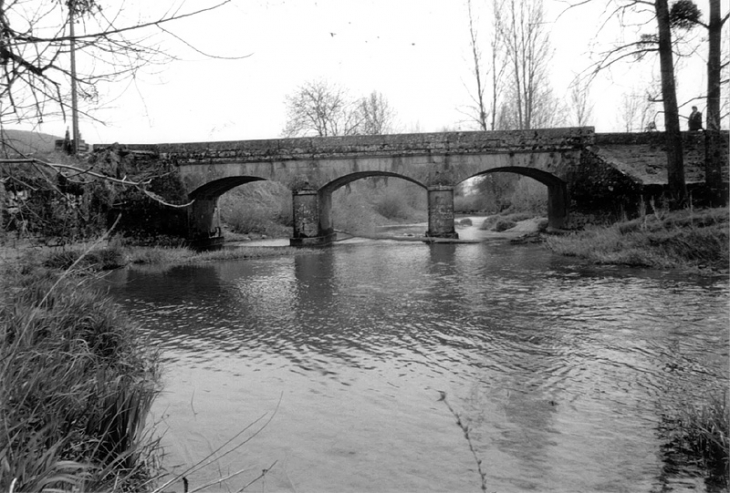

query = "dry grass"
[1, 241, 319, 275]
[125, 245, 317, 267]
[546, 207, 729, 271]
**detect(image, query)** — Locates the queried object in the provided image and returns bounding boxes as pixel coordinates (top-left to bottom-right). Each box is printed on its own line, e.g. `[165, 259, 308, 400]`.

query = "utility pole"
[68, 0, 80, 155]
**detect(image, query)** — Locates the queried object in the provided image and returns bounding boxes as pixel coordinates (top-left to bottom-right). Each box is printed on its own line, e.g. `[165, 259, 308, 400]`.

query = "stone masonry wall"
[592, 131, 729, 184]
[101, 128, 594, 166]
[567, 131, 730, 225]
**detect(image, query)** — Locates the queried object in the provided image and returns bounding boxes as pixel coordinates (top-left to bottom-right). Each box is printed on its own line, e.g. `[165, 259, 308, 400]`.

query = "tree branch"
[0, 158, 194, 208]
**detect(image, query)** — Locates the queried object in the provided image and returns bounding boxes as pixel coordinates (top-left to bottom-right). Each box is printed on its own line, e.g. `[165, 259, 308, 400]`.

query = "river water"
[99, 234, 729, 493]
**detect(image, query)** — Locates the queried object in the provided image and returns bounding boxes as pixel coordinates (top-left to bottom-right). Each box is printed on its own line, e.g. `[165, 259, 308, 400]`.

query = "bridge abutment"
[425, 186, 459, 239]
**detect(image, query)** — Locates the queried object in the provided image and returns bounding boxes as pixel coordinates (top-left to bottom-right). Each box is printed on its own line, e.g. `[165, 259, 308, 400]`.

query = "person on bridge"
[688, 106, 703, 131]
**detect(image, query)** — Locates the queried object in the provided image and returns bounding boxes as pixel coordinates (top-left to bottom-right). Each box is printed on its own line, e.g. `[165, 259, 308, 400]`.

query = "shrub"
[112, 169, 189, 241]
[493, 218, 517, 232]
[481, 213, 538, 232]
[373, 191, 410, 220]
[479, 215, 497, 231]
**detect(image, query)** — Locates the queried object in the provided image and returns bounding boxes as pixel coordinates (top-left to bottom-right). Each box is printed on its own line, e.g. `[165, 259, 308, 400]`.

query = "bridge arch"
[299, 171, 430, 244]
[320, 170, 425, 195]
[461, 166, 568, 229]
[188, 176, 270, 242]
[189, 176, 267, 199]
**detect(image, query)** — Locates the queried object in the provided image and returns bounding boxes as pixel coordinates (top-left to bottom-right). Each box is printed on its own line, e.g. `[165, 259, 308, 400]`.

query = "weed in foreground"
[437, 391, 488, 493]
[662, 391, 729, 487]
[0, 263, 162, 492]
[151, 395, 282, 493]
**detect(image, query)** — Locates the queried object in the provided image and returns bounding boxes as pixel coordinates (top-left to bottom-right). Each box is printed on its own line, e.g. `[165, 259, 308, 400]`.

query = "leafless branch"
[0, 157, 194, 208]
[0, 0, 237, 129]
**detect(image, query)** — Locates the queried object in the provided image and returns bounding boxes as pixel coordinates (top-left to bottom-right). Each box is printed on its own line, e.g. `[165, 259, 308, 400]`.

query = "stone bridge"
[157, 127, 593, 246]
[111, 127, 727, 247]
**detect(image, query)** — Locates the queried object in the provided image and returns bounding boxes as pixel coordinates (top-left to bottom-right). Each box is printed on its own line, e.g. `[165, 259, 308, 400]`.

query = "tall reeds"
[675, 392, 729, 478]
[663, 390, 729, 487]
[0, 262, 161, 491]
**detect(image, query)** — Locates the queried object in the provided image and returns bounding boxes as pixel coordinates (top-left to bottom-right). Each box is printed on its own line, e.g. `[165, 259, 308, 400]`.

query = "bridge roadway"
[148, 127, 594, 247]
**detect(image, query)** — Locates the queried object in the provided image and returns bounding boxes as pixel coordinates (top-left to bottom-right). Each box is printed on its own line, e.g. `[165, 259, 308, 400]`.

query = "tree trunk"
[654, 0, 686, 208]
[704, 0, 726, 206]
[467, 0, 488, 131]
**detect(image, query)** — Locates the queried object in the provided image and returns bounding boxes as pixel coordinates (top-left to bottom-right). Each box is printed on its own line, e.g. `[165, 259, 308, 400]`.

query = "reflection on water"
[100, 242, 729, 493]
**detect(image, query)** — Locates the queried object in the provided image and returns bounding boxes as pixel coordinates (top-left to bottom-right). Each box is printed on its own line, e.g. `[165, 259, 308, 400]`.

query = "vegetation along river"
[99, 239, 729, 492]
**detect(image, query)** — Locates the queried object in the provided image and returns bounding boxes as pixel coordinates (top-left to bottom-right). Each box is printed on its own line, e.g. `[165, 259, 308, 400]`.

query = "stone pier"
[425, 186, 458, 239]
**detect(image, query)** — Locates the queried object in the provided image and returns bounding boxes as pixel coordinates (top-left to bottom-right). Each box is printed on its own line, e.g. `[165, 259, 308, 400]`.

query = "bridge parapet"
[151, 127, 594, 165]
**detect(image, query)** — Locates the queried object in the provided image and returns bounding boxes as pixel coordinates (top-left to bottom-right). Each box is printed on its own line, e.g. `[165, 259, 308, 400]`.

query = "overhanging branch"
[0, 158, 194, 208]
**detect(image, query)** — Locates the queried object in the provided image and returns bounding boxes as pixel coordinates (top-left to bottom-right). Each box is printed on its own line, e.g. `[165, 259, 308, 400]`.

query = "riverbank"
[0, 240, 320, 274]
[545, 207, 729, 273]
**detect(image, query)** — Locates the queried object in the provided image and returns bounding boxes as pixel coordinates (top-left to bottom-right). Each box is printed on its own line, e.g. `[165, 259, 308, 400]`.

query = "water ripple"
[99, 243, 729, 493]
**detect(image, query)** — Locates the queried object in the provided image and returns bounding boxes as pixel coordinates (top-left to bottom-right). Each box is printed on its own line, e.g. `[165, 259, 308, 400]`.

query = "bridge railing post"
[425, 185, 459, 239]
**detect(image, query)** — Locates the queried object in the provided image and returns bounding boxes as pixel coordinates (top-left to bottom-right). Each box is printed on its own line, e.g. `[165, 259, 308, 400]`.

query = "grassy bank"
[126, 244, 316, 266]
[0, 261, 161, 491]
[545, 207, 729, 271]
[0, 241, 319, 274]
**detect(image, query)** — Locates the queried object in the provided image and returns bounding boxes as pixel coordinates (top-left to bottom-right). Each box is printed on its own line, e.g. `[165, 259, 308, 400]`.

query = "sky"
[10, 0, 727, 144]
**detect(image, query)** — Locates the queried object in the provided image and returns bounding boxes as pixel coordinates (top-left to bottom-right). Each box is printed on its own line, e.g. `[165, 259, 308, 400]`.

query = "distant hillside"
[0, 129, 62, 156]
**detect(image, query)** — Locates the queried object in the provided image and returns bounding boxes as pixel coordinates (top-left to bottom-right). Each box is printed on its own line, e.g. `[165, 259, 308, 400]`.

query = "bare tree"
[462, 0, 508, 131]
[671, 0, 729, 205]
[495, 0, 560, 130]
[464, 0, 488, 131]
[0, 0, 236, 143]
[282, 80, 361, 137]
[358, 91, 395, 135]
[705, 0, 729, 205]
[283, 81, 396, 137]
[654, 0, 686, 207]
[488, 1, 509, 131]
[569, 78, 595, 127]
[618, 86, 655, 131]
